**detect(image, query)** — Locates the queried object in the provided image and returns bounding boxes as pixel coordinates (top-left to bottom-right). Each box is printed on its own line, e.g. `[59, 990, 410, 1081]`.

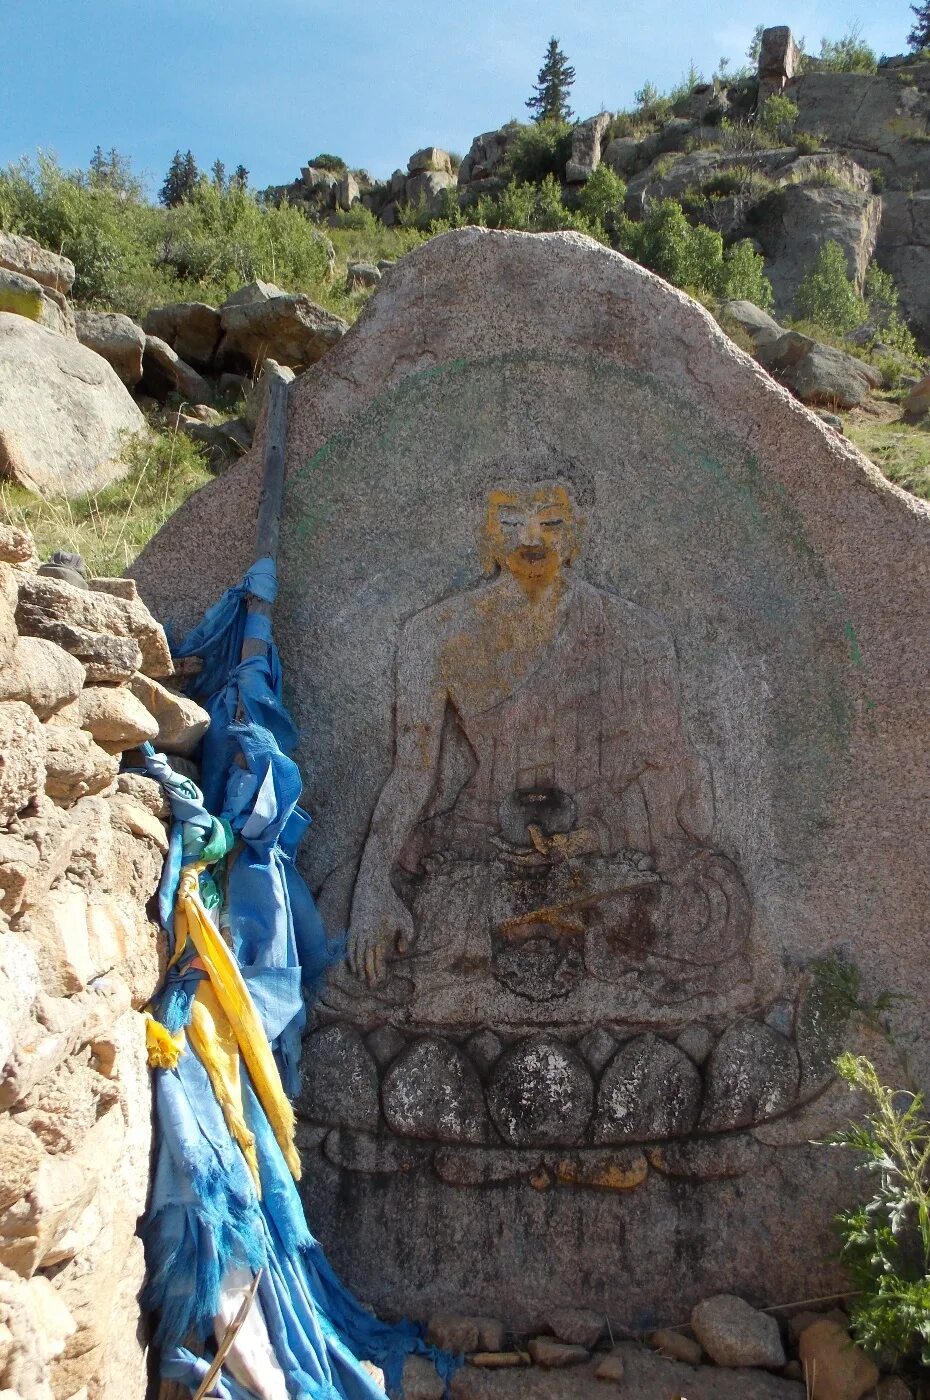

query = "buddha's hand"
[347, 886, 415, 985]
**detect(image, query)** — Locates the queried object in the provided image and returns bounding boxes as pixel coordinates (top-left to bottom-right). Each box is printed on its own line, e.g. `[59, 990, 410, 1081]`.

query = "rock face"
[0, 268, 75, 338]
[0, 232, 75, 294]
[133, 227, 930, 1332]
[752, 185, 881, 317]
[565, 113, 610, 184]
[0, 314, 146, 495]
[0, 527, 170, 1398]
[142, 301, 222, 369]
[217, 282, 347, 372]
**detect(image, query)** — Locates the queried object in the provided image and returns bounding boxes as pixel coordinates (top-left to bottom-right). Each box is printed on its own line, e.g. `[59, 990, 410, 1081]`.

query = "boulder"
[0, 268, 74, 338]
[0, 314, 145, 496]
[751, 186, 881, 317]
[140, 334, 211, 404]
[346, 262, 381, 292]
[74, 311, 145, 387]
[218, 289, 347, 373]
[16, 622, 141, 685]
[382, 1038, 488, 1143]
[0, 522, 37, 565]
[77, 687, 158, 748]
[718, 299, 785, 351]
[527, 1339, 589, 1367]
[142, 302, 222, 370]
[903, 374, 930, 422]
[488, 1038, 593, 1147]
[546, 1309, 604, 1348]
[757, 331, 882, 409]
[405, 170, 456, 208]
[0, 638, 85, 718]
[126, 673, 209, 756]
[0, 584, 15, 670]
[690, 1294, 785, 1368]
[336, 173, 360, 210]
[775, 154, 873, 195]
[593, 1034, 702, 1142]
[758, 26, 802, 100]
[408, 147, 453, 176]
[602, 136, 640, 178]
[0, 702, 46, 825]
[797, 1318, 879, 1400]
[565, 112, 610, 184]
[647, 1328, 702, 1364]
[0, 231, 75, 294]
[457, 126, 519, 186]
[426, 1313, 480, 1353]
[16, 574, 173, 679]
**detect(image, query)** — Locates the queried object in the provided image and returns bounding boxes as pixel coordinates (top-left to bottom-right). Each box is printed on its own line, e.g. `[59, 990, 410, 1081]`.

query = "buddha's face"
[485, 484, 577, 590]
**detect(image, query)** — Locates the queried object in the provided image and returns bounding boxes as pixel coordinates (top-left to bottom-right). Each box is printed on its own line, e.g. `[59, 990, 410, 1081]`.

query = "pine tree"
[160, 149, 200, 207]
[231, 164, 250, 190]
[909, 0, 930, 50]
[211, 158, 227, 191]
[526, 38, 576, 123]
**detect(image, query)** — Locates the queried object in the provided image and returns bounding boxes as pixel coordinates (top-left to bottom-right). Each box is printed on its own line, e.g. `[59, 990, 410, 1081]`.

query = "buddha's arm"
[348, 617, 447, 982]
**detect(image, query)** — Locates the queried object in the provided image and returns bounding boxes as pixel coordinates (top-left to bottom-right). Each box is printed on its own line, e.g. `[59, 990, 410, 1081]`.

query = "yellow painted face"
[484, 484, 577, 588]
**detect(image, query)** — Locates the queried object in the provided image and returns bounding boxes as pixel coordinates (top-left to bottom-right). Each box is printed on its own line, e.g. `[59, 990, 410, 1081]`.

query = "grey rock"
[593, 1035, 701, 1143]
[546, 1308, 604, 1348]
[875, 193, 930, 346]
[395, 1354, 445, 1400]
[0, 231, 74, 293]
[794, 968, 851, 1097]
[565, 113, 610, 184]
[602, 137, 640, 178]
[297, 1025, 380, 1130]
[141, 334, 212, 404]
[719, 299, 785, 351]
[218, 291, 347, 373]
[700, 1020, 800, 1131]
[791, 68, 930, 192]
[757, 331, 882, 409]
[405, 170, 457, 209]
[74, 311, 145, 386]
[336, 173, 360, 210]
[127, 673, 210, 757]
[366, 1023, 406, 1066]
[675, 1024, 715, 1065]
[15, 574, 172, 679]
[0, 702, 46, 824]
[466, 1029, 503, 1075]
[408, 147, 453, 176]
[758, 26, 803, 95]
[457, 126, 520, 186]
[434, 1147, 540, 1187]
[577, 1027, 617, 1073]
[0, 313, 145, 496]
[452, 1347, 805, 1397]
[647, 1133, 767, 1180]
[382, 1037, 488, 1143]
[691, 1294, 785, 1368]
[751, 186, 881, 317]
[487, 1037, 593, 1147]
[143, 302, 222, 370]
[903, 372, 930, 423]
[764, 1000, 795, 1037]
[44, 727, 119, 806]
[346, 262, 381, 292]
[19, 622, 141, 685]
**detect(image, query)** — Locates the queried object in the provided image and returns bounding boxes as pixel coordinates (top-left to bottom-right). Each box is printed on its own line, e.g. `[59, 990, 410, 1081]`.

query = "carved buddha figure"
[342, 480, 751, 1019]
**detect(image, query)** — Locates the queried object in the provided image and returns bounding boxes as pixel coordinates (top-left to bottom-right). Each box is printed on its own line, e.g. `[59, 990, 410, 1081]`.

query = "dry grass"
[844, 404, 930, 501]
[0, 423, 212, 577]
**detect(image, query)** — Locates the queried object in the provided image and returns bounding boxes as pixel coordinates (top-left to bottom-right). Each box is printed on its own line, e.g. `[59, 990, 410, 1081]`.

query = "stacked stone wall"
[0, 525, 203, 1399]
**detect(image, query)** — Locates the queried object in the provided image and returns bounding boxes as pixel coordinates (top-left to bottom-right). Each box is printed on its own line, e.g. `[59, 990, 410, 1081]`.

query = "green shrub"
[865, 263, 920, 359]
[616, 198, 723, 294]
[576, 165, 627, 223]
[717, 239, 774, 308]
[469, 175, 602, 239]
[633, 81, 673, 126]
[308, 153, 347, 173]
[757, 94, 799, 145]
[816, 24, 878, 74]
[832, 1054, 930, 1372]
[793, 129, 824, 155]
[795, 241, 867, 333]
[508, 121, 574, 183]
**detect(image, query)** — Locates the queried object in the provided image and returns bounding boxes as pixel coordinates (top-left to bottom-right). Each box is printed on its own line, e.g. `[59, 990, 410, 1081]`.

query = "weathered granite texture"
[132, 227, 930, 1328]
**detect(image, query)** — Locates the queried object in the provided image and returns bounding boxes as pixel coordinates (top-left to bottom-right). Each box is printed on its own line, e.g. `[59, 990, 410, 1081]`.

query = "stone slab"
[132, 227, 930, 1328]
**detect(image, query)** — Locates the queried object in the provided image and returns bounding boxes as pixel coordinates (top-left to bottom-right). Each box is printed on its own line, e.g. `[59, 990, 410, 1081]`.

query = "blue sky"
[0, 0, 915, 194]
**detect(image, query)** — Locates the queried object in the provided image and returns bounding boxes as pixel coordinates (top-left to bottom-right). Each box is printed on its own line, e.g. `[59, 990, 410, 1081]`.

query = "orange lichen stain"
[553, 1153, 649, 1190]
[529, 1166, 552, 1191]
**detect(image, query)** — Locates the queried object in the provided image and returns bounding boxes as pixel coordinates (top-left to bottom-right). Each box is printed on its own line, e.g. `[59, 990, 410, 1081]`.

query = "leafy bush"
[508, 121, 574, 183]
[865, 263, 920, 359]
[717, 239, 774, 308]
[633, 81, 674, 126]
[308, 153, 347, 173]
[816, 24, 878, 74]
[0, 153, 333, 319]
[832, 1054, 930, 1371]
[463, 175, 601, 239]
[757, 94, 799, 145]
[616, 198, 723, 295]
[795, 241, 867, 333]
[575, 165, 627, 224]
[793, 129, 824, 155]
